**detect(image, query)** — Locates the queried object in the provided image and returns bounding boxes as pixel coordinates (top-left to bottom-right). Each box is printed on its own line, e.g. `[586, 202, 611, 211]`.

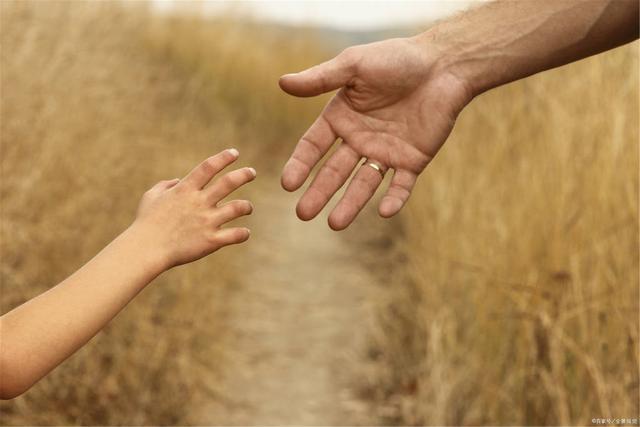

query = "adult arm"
[279, 0, 639, 230]
[428, 0, 639, 95]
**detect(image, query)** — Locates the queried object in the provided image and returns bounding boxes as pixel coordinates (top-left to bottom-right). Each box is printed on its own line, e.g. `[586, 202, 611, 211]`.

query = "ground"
[190, 177, 387, 425]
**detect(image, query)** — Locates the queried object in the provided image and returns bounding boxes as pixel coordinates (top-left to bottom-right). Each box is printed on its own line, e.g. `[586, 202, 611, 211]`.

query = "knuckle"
[230, 200, 251, 215]
[323, 161, 342, 179]
[221, 173, 236, 187]
[198, 190, 210, 203]
[207, 232, 220, 245]
[390, 183, 411, 199]
[200, 158, 216, 175]
[301, 136, 322, 157]
[143, 185, 159, 197]
[317, 71, 330, 91]
[340, 46, 355, 60]
[200, 210, 212, 224]
[353, 173, 373, 188]
[290, 152, 312, 174]
[339, 46, 359, 68]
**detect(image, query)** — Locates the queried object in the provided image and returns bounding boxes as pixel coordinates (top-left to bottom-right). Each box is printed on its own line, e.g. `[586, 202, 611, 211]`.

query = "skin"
[279, 0, 639, 231]
[0, 149, 256, 399]
[1, 0, 637, 401]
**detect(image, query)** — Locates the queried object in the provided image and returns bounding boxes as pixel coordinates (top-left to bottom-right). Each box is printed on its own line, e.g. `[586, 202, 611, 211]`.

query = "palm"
[280, 38, 467, 230]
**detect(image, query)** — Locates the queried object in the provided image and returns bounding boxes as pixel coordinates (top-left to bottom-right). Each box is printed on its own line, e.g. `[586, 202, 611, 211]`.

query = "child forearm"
[0, 149, 255, 399]
[0, 226, 164, 399]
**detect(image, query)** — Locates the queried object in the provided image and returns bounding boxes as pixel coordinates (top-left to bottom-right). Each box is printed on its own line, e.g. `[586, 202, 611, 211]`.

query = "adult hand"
[279, 37, 472, 230]
[279, 1, 638, 231]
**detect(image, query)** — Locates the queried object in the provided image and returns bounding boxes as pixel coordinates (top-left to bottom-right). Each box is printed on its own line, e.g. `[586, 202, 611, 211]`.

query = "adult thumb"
[279, 50, 355, 97]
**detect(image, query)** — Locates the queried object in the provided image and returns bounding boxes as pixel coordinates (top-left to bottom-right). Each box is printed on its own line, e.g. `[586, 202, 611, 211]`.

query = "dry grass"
[371, 44, 639, 425]
[1, 1, 637, 425]
[0, 2, 326, 424]
[143, 12, 331, 171]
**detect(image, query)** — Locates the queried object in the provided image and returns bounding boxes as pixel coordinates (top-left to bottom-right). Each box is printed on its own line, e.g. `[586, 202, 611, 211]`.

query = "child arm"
[0, 149, 255, 399]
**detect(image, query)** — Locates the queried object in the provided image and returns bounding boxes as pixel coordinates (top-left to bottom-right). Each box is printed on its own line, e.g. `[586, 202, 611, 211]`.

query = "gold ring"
[363, 159, 385, 178]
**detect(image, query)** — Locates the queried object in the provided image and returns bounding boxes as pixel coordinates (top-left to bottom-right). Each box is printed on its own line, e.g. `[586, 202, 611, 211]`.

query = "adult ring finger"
[362, 158, 386, 178]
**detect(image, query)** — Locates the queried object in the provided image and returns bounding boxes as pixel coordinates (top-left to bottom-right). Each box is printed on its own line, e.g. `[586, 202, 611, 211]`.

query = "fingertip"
[278, 71, 322, 97]
[228, 227, 251, 245]
[328, 211, 350, 231]
[237, 200, 254, 216]
[224, 227, 251, 244]
[295, 201, 316, 221]
[281, 176, 294, 192]
[282, 179, 300, 192]
[281, 169, 303, 192]
[278, 73, 297, 93]
[215, 148, 239, 169]
[379, 197, 403, 218]
[328, 218, 348, 231]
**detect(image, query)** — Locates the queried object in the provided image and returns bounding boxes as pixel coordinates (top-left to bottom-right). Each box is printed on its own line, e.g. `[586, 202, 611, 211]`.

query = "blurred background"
[0, 1, 637, 425]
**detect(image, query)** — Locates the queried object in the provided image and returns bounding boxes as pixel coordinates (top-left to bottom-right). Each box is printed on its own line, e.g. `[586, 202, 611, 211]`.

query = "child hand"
[131, 149, 255, 270]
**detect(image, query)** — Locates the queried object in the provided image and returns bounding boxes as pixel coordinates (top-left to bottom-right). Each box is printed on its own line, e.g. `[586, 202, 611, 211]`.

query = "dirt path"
[198, 177, 379, 425]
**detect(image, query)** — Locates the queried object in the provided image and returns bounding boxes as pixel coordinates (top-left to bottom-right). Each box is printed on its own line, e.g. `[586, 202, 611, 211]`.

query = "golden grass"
[0, 2, 326, 424]
[1, 1, 637, 425]
[372, 43, 639, 425]
[143, 12, 331, 170]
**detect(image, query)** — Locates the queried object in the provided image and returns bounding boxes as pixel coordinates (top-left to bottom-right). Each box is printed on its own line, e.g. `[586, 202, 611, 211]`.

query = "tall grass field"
[0, 1, 637, 425]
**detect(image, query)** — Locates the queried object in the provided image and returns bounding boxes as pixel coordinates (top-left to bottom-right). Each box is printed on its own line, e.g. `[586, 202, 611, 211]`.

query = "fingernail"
[248, 167, 257, 177]
[228, 148, 239, 157]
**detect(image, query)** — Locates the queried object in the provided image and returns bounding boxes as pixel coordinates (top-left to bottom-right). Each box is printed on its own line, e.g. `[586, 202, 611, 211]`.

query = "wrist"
[411, 27, 482, 102]
[120, 222, 172, 275]
[408, 31, 475, 115]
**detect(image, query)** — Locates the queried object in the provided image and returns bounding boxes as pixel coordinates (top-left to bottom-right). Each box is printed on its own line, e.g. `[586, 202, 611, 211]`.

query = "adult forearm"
[420, 0, 639, 97]
[0, 225, 164, 399]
